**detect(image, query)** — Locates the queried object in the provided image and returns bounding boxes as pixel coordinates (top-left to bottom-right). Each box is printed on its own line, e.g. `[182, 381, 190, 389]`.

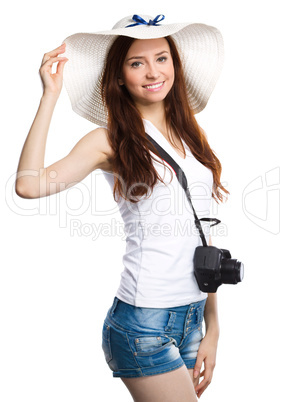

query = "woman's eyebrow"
[126, 50, 169, 62]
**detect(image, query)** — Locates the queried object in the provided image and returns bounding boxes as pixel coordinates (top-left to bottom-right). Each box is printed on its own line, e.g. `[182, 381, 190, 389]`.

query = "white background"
[1, 0, 284, 401]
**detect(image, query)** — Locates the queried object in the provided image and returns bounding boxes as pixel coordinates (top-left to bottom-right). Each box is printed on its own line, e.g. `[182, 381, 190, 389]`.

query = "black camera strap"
[146, 133, 220, 247]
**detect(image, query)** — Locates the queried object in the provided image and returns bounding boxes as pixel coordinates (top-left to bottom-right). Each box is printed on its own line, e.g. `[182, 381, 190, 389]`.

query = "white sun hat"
[62, 14, 224, 126]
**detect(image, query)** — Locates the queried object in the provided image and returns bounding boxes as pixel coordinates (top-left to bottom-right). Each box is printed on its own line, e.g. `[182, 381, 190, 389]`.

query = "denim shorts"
[101, 297, 207, 378]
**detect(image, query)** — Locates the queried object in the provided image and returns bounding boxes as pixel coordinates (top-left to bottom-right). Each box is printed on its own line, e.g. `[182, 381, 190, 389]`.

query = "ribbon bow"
[125, 14, 165, 28]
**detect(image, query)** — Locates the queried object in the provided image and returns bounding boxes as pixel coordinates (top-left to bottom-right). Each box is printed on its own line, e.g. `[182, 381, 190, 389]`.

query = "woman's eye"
[131, 61, 142, 68]
[157, 57, 167, 62]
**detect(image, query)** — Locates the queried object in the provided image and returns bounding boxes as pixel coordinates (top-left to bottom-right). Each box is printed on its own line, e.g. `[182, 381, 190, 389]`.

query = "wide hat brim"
[61, 15, 224, 126]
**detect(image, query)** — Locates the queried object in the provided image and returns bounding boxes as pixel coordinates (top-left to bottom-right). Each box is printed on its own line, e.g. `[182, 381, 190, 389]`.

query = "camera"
[193, 246, 244, 293]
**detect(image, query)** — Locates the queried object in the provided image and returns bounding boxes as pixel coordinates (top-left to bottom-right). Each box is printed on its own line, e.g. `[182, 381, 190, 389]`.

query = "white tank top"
[102, 119, 213, 308]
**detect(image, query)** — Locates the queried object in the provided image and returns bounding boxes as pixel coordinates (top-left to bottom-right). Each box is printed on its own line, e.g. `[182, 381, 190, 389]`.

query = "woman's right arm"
[15, 43, 112, 199]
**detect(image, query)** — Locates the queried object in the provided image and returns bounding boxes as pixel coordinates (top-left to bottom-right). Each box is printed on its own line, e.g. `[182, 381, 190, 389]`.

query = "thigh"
[121, 365, 197, 402]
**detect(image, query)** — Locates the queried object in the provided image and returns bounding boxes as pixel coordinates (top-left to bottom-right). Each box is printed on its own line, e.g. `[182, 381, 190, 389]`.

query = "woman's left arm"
[193, 235, 220, 398]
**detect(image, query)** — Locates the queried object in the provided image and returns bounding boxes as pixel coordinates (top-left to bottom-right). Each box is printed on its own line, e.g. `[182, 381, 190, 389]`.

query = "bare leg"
[120, 365, 197, 402]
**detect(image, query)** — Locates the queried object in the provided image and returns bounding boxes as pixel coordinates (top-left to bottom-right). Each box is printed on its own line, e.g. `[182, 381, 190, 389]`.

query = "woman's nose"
[145, 63, 159, 79]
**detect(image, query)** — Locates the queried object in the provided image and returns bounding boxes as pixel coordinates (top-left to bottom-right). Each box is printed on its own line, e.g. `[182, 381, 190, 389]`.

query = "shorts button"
[107, 326, 110, 330]
[134, 352, 137, 356]
[157, 336, 161, 340]
[135, 338, 139, 343]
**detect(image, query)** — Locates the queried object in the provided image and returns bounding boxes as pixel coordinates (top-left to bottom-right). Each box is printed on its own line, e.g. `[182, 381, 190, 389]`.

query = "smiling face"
[118, 38, 175, 110]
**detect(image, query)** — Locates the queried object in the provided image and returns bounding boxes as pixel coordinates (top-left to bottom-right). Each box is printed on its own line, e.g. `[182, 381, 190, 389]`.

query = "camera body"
[193, 246, 244, 293]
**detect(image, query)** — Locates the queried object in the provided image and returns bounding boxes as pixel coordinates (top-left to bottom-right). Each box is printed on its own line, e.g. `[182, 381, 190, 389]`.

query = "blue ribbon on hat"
[125, 14, 165, 28]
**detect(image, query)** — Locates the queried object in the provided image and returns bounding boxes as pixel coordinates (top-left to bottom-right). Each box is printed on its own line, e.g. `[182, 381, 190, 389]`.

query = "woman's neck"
[137, 102, 169, 138]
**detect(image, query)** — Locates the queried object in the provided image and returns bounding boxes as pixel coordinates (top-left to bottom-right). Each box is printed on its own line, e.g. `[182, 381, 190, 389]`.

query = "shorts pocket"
[102, 321, 112, 363]
[134, 335, 176, 357]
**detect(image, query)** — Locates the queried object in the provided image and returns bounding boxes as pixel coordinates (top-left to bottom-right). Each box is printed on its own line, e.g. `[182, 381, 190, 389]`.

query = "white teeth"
[144, 82, 164, 89]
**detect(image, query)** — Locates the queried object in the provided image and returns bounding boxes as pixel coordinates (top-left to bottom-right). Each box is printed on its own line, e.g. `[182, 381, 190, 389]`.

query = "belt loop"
[165, 311, 176, 332]
[110, 297, 119, 317]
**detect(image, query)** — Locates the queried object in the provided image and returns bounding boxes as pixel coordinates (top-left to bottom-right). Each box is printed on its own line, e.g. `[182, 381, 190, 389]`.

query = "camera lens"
[239, 262, 244, 282]
[221, 259, 244, 284]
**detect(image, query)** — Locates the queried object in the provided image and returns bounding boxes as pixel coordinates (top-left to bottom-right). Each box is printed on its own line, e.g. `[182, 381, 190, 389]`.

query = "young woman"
[16, 14, 228, 401]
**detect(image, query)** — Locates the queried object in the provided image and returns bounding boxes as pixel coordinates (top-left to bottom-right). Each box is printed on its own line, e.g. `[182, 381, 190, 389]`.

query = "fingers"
[192, 372, 200, 389]
[38, 43, 68, 97]
[39, 56, 68, 81]
[193, 353, 203, 379]
[41, 43, 66, 66]
[56, 57, 68, 75]
[195, 366, 214, 398]
[41, 56, 67, 68]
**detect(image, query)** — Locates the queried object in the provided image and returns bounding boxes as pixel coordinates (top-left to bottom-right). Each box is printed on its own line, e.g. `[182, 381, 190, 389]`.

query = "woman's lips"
[143, 81, 165, 91]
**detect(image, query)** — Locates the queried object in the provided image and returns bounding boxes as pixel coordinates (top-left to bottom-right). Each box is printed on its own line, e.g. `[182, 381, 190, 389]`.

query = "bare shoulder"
[88, 127, 113, 155]
[82, 126, 114, 171]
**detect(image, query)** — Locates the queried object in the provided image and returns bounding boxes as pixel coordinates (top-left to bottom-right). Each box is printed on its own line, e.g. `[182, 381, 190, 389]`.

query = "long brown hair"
[101, 35, 229, 204]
